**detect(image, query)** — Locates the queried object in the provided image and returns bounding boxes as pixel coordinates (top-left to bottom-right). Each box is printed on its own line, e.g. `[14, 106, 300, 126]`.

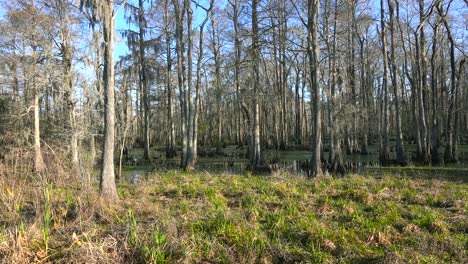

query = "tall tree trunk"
[389, 0, 407, 165]
[348, 0, 357, 154]
[453, 59, 465, 159]
[193, 0, 213, 165]
[139, 0, 150, 161]
[251, 0, 261, 167]
[358, 33, 369, 155]
[416, 0, 428, 163]
[330, 0, 344, 173]
[398, 13, 420, 161]
[61, 22, 80, 177]
[100, 0, 118, 201]
[308, 0, 321, 177]
[164, 0, 176, 158]
[211, 12, 223, 153]
[379, 0, 391, 164]
[173, 0, 188, 169]
[185, 1, 194, 169]
[438, 3, 457, 162]
[430, 20, 440, 165]
[272, 17, 281, 149]
[230, 0, 243, 145]
[66, 64, 79, 177]
[118, 75, 130, 179]
[279, 1, 287, 150]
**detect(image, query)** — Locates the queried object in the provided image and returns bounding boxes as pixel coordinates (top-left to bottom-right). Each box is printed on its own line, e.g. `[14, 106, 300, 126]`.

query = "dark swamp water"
[120, 144, 468, 185]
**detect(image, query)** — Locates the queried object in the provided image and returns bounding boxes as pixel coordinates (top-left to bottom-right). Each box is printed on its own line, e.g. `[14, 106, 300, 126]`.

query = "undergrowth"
[0, 165, 466, 263]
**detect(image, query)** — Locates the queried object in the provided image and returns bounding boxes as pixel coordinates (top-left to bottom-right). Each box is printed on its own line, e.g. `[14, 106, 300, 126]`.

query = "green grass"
[1, 171, 466, 263]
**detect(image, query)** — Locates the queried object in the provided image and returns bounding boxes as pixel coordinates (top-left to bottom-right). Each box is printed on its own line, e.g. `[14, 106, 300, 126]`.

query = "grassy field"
[0, 170, 466, 263]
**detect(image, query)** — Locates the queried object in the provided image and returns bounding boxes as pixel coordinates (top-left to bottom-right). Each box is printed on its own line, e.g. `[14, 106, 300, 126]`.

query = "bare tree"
[308, 0, 321, 176]
[192, 0, 214, 165]
[438, 1, 459, 162]
[379, 0, 390, 164]
[164, 0, 177, 158]
[251, 0, 261, 168]
[172, 0, 188, 169]
[388, 0, 407, 165]
[80, 0, 120, 201]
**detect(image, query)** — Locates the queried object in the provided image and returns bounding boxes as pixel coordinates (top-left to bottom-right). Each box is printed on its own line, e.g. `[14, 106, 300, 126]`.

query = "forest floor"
[0, 170, 466, 263]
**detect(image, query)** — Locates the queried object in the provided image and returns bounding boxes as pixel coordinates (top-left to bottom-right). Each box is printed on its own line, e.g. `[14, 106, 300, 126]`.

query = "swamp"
[0, 0, 467, 263]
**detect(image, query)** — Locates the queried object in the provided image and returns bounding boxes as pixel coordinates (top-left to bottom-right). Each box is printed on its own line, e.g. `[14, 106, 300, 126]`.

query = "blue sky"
[114, 3, 132, 60]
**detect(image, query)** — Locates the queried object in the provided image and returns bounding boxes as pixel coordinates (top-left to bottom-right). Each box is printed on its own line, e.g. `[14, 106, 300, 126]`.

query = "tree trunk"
[379, 0, 390, 165]
[358, 33, 369, 155]
[185, 1, 194, 169]
[62, 38, 80, 177]
[278, 2, 288, 150]
[230, 0, 243, 145]
[327, 0, 344, 173]
[438, 3, 457, 163]
[193, 0, 213, 165]
[251, 0, 261, 167]
[453, 59, 465, 159]
[308, 0, 321, 177]
[389, 0, 407, 165]
[164, 0, 176, 159]
[430, 20, 440, 165]
[173, 0, 188, 169]
[139, 0, 150, 161]
[211, 12, 223, 153]
[100, 0, 118, 201]
[347, 1, 357, 154]
[232, 0, 243, 145]
[416, 0, 428, 163]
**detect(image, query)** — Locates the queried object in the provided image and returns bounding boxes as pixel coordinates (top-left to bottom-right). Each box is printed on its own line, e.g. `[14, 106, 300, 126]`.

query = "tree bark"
[173, 0, 188, 169]
[347, 0, 358, 154]
[328, 0, 344, 173]
[416, 0, 429, 163]
[229, 0, 243, 145]
[57, 1, 80, 177]
[139, 0, 150, 161]
[389, 0, 407, 165]
[232, 0, 243, 145]
[251, 0, 261, 167]
[211, 11, 223, 153]
[185, 1, 194, 169]
[438, 3, 457, 162]
[164, 0, 176, 158]
[100, 0, 118, 201]
[379, 0, 391, 165]
[308, 0, 322, 177]
[430, 19, 440, 165]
